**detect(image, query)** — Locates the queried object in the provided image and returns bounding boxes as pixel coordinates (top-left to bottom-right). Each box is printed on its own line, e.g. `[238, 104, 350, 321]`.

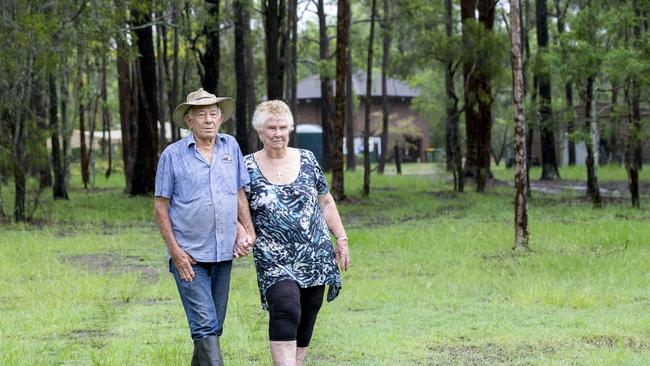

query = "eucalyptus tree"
[332, 0, 350, 201]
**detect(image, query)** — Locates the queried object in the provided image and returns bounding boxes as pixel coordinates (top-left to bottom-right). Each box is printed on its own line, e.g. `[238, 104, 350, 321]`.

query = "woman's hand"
[335, 237, 350, 271]
[233, 222, 254, 258]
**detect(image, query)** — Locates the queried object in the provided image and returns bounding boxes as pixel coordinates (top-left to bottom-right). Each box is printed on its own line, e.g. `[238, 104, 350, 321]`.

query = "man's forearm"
[154, 197, 181, 253]
[237, 189, 256, 241]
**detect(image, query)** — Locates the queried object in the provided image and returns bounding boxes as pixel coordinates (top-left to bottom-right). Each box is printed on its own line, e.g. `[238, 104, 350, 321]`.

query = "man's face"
[185, 105, 223, 141]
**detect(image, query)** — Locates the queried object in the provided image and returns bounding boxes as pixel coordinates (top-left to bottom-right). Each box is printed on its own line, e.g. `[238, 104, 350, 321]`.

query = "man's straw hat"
[172, 88, 235, 129]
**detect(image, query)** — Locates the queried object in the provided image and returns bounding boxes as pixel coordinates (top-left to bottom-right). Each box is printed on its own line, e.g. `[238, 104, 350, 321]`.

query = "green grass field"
[1, 162, 649, 365]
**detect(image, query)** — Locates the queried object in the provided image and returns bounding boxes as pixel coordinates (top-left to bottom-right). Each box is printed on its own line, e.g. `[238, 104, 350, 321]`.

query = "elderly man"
[154, 88, 255, 365]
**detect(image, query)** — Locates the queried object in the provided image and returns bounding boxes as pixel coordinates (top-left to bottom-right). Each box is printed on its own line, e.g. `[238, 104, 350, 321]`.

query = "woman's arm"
[318, 192, 350, 271]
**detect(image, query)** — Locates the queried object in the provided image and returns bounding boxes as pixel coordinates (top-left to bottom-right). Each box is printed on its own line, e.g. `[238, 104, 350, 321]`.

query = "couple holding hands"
[154, 88, 350, 366]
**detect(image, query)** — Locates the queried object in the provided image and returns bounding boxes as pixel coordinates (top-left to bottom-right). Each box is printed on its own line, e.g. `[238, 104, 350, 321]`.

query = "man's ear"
[184, 114, 192, 128]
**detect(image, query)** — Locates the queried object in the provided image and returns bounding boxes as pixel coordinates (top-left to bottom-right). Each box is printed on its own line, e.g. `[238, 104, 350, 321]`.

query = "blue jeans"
[170, 260, 233, 340]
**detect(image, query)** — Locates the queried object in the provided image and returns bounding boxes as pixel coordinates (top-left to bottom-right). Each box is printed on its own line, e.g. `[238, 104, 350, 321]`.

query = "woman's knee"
[267, 281, 302, 341]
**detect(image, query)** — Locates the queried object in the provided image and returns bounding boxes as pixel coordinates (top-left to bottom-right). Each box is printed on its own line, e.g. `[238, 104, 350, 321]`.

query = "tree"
[555, 0, 576, 166]
[332, 0, 350, 201]
[363, 0, 378, 198]
[377, 0, 390, 175]
[201, 0, 220, 94]
[536, 0, 560, 180]
[262, 0, 287, 100]
[131, 1, 160, 195]
[444, 0, 463, 192]
[510, 0, 529, 251]
[317, 0, 334, 171]
[234, 0, 254, 155]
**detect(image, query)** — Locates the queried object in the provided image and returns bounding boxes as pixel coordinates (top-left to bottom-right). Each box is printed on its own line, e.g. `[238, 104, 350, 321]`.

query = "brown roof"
[297, 72, 420, 99]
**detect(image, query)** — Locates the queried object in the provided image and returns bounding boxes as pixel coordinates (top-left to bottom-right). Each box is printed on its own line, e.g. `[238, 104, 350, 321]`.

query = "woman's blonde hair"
[251, 100, 295, 132]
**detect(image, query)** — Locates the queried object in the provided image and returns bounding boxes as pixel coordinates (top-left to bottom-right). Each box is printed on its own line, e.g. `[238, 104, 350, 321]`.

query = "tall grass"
[1, 162, 648, 365]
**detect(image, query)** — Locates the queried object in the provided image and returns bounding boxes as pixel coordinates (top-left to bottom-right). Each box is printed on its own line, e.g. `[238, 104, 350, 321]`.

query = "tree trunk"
[536, 0, 559, 180]
[345, 40, 355, 171]
[584, 76, 601, 207]
[461, 0, 480, 180]
[116, 1, 135, 193]
[234, 0, 251, 154]
[263, 0, 286, 100]
[555, 0, 576, 166]
[101, 57, 113, 179]
[78, 63, 89, 190]
[60, 67, 72, 197]
[288, 0, 298, 147]
[363, 0, 377, 198]
[32, 81, 51, 190]
[510, 0, 529, 251]
[475, 0, 496, 192]
[50, 72, 67, 199]
[332, 0, 350, 201]
[318, 0, 333, 171]
[445, 0, 463, 192]
[202, 0, 220, 94]
[132, 2, 160, 195]
[377, 0, 390, 175]
[394, 144, 402, 175]
[245, 4, 258, 153]
[170, 0, 181, 142]
[156, 16, 167, 150]
[624, 81, 640, 208]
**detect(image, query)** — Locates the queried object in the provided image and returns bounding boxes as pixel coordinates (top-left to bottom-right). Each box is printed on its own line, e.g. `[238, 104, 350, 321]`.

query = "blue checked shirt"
[155, 133, 249, 262]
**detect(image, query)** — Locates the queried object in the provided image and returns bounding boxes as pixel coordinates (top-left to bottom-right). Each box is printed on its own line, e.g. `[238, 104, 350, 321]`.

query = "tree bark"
[461, 0, 480, 180]
[318, 0, 333, 171]
[584, 76, 601, 207]
[234, 0, 252, 154]
[116, 0, 135, 193]
[475, 0, 496, 192]
[170, 0, 181, 142]
[263, 0, 286, 100]
[536, 0, 560, 180]
[332, 0, 350, 201]
[510, 0, 529, 251]
[363, 0, 377, 197]
[377, 0, 390, 175]
[555, 0, 576, 166]
[445, 0, 463, 192]
[49, 72, 67, 199]
[202, 0, 220, 94]
[78, 62, 89, 190]
[131, 2, 160, 195]
[288, 0, 298, 147]
[101, 57, 113, 179]
[345, 36, 355, 171]
[156, 16, 167, 150]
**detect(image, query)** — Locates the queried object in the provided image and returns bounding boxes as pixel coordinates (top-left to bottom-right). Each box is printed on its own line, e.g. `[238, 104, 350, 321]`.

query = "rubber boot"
[194, 335, 224, 366]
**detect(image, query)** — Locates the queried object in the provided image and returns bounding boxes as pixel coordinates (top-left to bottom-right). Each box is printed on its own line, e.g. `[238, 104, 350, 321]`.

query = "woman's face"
[260, 118, 290, 149]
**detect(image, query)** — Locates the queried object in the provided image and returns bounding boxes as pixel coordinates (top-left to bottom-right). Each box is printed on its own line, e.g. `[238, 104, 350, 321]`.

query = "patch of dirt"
[69, 328, 112, 340]
[63, 254, 160, 283]
[583, 335, 649, 351]
[429, 342, 558, 365]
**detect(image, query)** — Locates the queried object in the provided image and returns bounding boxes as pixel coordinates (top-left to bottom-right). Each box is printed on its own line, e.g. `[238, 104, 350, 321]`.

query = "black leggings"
[266, 280, 325, 347]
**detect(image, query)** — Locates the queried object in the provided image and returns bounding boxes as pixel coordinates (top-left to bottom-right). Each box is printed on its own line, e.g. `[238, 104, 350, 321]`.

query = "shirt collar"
[185, 132, 226, 148]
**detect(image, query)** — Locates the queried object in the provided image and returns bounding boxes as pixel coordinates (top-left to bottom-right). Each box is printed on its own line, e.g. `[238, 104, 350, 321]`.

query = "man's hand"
[170, 247, 197, 281]
[233, 222, 253, 258]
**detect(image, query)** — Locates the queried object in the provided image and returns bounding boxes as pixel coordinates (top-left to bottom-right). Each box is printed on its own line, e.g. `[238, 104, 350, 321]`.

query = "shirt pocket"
[175, 172, 203, 202]
[219, 160, 238, 194]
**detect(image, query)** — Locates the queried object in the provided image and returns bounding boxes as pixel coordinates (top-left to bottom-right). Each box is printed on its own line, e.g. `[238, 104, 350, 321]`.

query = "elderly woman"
[243, 100, 350, 366]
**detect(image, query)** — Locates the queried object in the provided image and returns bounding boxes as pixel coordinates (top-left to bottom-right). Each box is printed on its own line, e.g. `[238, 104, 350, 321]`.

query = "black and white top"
[244, 149, 342, 309]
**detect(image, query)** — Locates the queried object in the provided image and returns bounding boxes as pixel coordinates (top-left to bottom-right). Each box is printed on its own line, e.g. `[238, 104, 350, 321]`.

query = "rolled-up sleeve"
[155, 150, 174, 198]
[235, 145, 250, 189]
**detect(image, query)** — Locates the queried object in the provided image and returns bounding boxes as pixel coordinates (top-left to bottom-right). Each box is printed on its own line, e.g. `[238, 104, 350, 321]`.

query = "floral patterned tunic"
[244, 149, 341, 309]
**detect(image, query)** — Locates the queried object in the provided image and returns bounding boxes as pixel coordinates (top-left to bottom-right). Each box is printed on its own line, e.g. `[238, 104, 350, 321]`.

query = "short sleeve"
[155, 150, 174, 198]
[308, 150, 329, 195]
[233, 139, 250, 189]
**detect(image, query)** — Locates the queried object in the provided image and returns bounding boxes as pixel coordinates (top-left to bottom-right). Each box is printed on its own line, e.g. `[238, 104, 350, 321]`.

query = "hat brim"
[172, 97, 235, 129]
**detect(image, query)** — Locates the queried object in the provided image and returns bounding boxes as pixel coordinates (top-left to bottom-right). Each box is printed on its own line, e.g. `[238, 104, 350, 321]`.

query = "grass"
[1, 161, 649, 365]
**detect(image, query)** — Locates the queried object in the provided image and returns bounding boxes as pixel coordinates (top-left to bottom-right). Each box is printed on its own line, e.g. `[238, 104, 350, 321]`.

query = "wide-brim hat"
[172, 88, 235, 129]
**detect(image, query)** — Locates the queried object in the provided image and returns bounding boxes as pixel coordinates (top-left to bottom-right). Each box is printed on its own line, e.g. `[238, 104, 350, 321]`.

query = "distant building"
[294, 72, 428, 163]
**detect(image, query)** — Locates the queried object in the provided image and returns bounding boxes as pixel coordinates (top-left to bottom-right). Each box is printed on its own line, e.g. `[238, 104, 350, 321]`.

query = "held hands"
[170, 247, 197, 282]
[233, 222, 255, 258]
[335, 237, 350, 271]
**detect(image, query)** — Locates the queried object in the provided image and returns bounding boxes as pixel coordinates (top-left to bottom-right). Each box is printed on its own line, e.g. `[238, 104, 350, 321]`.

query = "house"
[294, 72, 428, 163]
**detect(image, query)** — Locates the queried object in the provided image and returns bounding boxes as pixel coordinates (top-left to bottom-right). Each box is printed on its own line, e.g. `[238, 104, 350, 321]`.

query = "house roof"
[297, 72, 420, 100]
